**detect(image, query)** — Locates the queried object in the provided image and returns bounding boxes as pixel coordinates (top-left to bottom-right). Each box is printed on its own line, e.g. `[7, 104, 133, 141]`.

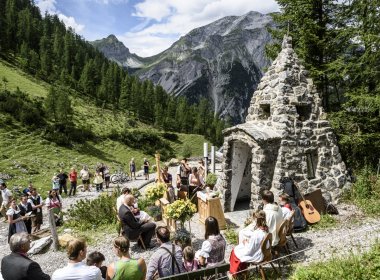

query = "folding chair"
[286, 210, 298, 248]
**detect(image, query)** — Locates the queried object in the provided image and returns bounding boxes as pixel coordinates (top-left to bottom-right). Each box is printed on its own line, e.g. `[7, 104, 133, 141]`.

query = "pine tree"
[267, 0, 341, 110]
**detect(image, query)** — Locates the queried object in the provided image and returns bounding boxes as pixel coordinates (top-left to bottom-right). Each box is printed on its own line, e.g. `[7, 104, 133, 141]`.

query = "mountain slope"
[93, 12, 274, 123]
[0, 59, 207, 189]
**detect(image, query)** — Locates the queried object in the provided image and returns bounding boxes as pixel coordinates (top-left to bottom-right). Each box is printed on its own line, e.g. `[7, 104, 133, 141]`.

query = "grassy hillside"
[0, 59, 208, 192]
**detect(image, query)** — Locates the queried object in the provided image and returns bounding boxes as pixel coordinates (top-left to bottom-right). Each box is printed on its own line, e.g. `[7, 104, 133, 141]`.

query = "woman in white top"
[229, 210, 269, 276]
[7, 198, 28, 242]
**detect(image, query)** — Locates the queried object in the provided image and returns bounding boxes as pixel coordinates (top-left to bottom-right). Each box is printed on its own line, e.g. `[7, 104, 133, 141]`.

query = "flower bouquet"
[165, 199, 197, 225]
[145, 182, 167, 203]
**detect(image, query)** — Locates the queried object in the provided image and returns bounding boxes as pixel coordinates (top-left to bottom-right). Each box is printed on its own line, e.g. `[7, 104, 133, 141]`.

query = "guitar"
[294, 182, 321, 224]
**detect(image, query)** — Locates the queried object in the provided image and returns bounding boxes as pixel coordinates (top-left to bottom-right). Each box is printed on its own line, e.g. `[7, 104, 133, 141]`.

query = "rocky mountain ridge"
[92, 11, 274, 123]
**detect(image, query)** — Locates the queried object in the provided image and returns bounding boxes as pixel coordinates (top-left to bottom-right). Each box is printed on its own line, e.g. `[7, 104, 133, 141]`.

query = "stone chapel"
[219, 36, 349, 212]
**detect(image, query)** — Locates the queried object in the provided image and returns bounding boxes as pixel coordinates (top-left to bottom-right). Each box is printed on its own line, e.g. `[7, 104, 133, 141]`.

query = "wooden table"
[197, 196, 226, 230]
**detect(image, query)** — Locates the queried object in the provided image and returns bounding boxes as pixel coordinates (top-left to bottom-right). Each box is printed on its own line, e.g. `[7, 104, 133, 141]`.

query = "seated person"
[279, 193, 292, 220]
[107, 236, 146, 280]
[118, 194, 156, 249]
[116, 187, 131, 211]
[196, 216, 226, 268]
[183, 246, 199, 272]
[262, 190, 284, 246]
[86, 251, 107, 280]
[146, 226, 184, 279]
[229, 211, 269, 276]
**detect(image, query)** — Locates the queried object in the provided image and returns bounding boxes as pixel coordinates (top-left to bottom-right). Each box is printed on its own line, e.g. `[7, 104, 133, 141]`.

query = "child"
[183, 246, 199, 272]
[279, 193, 292, 220]
[87, 251, 107, 280]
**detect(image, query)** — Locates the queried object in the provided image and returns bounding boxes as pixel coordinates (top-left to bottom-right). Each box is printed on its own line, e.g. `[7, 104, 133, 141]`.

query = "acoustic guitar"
[294, 183, 321, 224]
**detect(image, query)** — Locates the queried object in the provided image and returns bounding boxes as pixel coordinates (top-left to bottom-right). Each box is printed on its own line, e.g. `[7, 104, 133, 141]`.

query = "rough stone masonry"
[219, 36, 351, 212]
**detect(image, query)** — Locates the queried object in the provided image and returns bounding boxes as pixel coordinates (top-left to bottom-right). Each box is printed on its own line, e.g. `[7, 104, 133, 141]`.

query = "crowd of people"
[0, 158, 301, 280]
[0, 187, 295, 280]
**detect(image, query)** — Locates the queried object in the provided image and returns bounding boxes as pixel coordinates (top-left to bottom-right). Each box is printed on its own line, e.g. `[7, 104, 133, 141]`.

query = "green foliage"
[224, 224, 238, 245]
[145, 205, 162, 219]
[206, 173, 218, 186]
[290, 242, 380, 280]
[65, 192, 118, 231]
[0, 88, 45, 128]
[347, 166, 380, 215]
[181, 143, 192, 158]
[268, 0, 380, 170]
[119, 129, 175, 160]
[145, 183, 167, 203]
[165, 199, 197, 224]
[313, 214, 337, 230]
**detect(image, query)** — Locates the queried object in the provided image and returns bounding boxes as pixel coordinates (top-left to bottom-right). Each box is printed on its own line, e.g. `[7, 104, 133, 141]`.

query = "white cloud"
[122, 0, 279, 56]
[36, 0, 57, 14]
[36, 0, 85, 34]
[58, 14, 85, 33]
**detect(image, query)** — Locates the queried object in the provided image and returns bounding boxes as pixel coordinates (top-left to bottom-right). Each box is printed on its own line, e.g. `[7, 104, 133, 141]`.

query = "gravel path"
[1, 166, 379, 278]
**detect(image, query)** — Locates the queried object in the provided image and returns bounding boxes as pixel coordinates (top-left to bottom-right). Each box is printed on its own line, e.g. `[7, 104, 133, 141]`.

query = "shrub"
[206, 173, 218, 186]
[290, 242, 380, 280]
[165, 199, 197, 224]
[145, 183, 167, 203]
[65, 192, 118, 231]
[119, 129, 175, 160]
[348, 166, 380, 215]
[161, 132, 179, 141]
[224, 225, 238, 245]
[181, 143, 192, 158]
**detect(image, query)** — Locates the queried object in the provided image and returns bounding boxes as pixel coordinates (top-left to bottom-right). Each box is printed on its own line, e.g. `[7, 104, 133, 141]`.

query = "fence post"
[48, 209, 59, 251]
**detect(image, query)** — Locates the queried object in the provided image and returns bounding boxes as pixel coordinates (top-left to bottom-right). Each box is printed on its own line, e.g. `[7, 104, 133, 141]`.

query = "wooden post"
[48, 209, 59, 251]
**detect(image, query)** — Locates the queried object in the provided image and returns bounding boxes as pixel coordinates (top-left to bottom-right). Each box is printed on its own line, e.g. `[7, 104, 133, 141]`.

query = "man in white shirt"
[116, 187, 131, 211]
[52, 238, 102, 280]
[1, 182, 13, 222]
[262, 190, 284, 246]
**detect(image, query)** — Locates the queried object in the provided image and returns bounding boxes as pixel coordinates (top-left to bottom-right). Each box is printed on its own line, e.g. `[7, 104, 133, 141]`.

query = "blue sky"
[36, 0, 279, 57]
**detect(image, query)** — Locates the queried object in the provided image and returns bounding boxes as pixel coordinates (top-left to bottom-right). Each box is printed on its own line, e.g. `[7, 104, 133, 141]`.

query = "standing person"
[107, 236, 146, 280]
[52, 174, 60, 192]
[69, 167, 78, 196]
[23, 181, 33, 196]
[129, 158, 136, 180]
[80, 165, 90, 191]
[46, 190, 63, 226]
[57, 169, 68, 195]
[6, 199, 28, 242]
[119, 195, 156, 249]
[28, 188, 44, 233]
[188, 167, 205, 197]
[146, 226, 185, 280]
[1, 182, 13, 222]
[52, 238, 102, 280]
[1, 232, 51, 280]
[93, 170, 104, 192]
[161, 166, 175, 202]
[262, 190, 284, 246]
[103, 165, 111, 189]
[196, 216, 226, 268]
[143, 158, 150, 180]
[176, 158, 191, 191]
[18, 194, 33, 234]
[197, 160, 206, 179]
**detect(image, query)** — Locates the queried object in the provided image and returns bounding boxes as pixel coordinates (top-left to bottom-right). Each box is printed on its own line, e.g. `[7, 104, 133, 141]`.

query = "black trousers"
[139, 221, 156, 246]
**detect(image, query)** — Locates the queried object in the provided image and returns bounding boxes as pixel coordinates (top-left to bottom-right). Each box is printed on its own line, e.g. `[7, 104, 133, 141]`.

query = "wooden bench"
[159, 263, 230, 280]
